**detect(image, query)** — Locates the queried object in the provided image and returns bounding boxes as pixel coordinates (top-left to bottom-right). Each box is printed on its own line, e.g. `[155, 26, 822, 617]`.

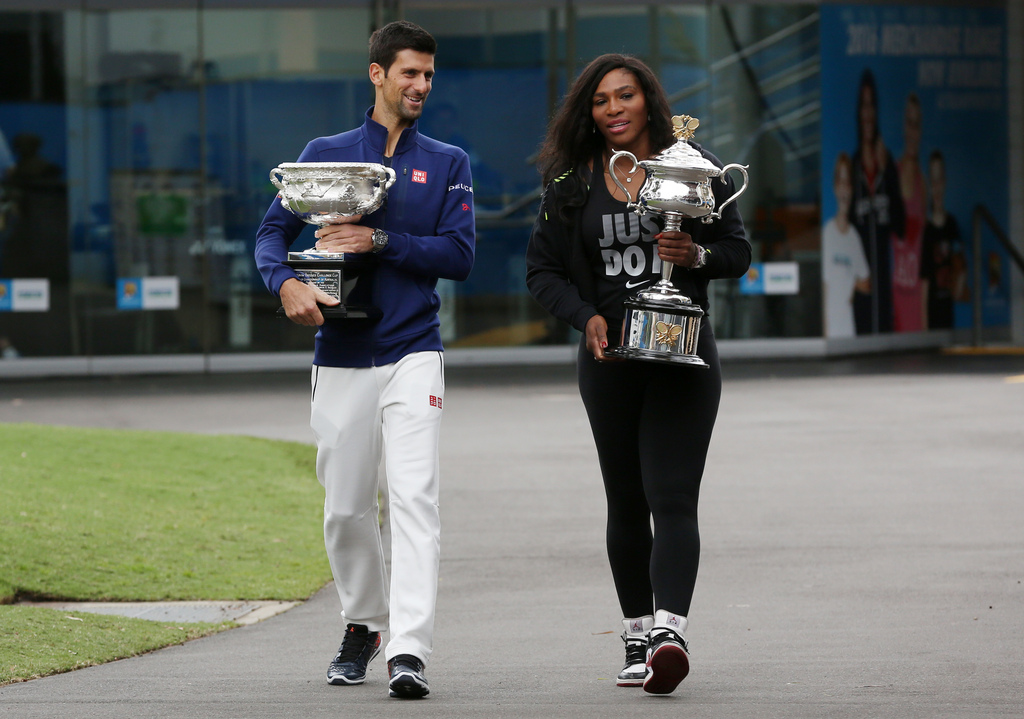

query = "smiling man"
[254, 21, 475, 700]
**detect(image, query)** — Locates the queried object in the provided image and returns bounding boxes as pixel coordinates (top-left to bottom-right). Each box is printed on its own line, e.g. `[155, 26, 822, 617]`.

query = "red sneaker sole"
[643, 644, 689, 694]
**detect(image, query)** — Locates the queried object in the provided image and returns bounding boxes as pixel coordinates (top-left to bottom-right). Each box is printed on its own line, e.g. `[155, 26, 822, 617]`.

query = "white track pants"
[310, 351, 444, 664]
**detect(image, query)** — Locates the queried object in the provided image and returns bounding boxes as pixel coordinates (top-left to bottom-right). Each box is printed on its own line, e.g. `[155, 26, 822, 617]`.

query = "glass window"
[0, 9, 70, 358]
[201, 6, 371, 354]
[407, 5, 557, 348]
[1, 2, 827, 364]
[66, 8, 203, 355]
[707, 3, 821, 339]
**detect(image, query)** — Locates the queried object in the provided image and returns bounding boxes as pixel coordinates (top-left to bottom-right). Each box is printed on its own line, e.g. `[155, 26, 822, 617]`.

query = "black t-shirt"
[580, 171, 664, 323]
[919, 213, 961, 329]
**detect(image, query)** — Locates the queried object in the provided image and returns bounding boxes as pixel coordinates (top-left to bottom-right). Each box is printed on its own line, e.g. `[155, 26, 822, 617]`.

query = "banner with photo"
[819, 4, 1009, 338]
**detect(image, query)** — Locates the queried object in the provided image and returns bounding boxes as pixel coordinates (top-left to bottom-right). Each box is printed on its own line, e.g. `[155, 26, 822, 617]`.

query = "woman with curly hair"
[526, 54, 750, 694]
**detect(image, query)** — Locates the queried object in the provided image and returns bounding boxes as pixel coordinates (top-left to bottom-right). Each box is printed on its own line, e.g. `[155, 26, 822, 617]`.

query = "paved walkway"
[1, 353, 1022, 718]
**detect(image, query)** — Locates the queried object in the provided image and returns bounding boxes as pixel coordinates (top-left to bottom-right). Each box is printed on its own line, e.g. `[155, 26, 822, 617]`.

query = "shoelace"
[622, 636, 647, 666]
[650, 628, 689, 654]
[390, 656, 423, 675]
[335, 627, 372, 663]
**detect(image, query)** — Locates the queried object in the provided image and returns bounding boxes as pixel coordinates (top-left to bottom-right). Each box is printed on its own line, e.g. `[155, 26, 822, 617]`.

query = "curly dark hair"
[369, 20, 436, 74]
[537, 54, 674, 194]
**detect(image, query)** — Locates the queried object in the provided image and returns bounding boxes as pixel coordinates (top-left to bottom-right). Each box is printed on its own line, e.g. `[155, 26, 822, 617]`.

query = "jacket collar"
[361, 106, 420, 156]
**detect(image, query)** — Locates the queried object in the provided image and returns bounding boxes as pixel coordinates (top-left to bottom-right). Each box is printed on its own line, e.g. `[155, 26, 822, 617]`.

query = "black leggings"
[577, 322, 721, 619]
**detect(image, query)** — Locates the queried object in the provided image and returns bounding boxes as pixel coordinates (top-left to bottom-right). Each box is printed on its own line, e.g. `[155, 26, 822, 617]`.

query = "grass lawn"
[0, 423, 331, 685]
[0, 606, 228, 685]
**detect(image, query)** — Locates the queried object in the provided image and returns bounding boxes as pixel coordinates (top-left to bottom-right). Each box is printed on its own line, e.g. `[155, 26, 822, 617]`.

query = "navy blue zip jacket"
[255, 108, 476, 368]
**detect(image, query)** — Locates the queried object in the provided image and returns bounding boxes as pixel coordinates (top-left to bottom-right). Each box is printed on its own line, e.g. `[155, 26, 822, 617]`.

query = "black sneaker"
[643, 627, 689, 695]
[326, 624, 381, 685]
[387, 654, 430, 698]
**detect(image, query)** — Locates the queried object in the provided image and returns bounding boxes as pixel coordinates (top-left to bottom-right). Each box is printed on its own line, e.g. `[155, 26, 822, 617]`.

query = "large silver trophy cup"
[603, 116, 749, 367]
[269, 162, 396, 320]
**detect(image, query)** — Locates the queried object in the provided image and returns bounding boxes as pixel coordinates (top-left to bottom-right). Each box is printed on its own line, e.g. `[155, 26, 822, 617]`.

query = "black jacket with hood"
[526, 142, 751, 333]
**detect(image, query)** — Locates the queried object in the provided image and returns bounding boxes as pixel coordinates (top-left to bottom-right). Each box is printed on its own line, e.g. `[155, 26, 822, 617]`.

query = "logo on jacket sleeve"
[412, 169, 427, 184]
[429, 394, 443, 409]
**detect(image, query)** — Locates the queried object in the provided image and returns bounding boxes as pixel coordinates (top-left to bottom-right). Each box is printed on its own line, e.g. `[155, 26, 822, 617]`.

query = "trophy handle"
[608, 150, 639, 208]
[710, 163, 749, 219]
[269, 167, 286, 193]
[269, 167, 293, 211]
[381, 166, 397, 192]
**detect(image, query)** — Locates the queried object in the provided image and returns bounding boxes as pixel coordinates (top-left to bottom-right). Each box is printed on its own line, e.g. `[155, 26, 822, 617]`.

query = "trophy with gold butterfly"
[603, 115, 749, 366]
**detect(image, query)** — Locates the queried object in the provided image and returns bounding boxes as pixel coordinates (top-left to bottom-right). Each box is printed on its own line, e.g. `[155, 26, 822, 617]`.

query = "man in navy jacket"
[255, 21, 474, 699]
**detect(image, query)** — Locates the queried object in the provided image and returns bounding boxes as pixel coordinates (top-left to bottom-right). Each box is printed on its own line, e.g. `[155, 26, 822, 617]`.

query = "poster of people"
[819, 4, 1010, 337]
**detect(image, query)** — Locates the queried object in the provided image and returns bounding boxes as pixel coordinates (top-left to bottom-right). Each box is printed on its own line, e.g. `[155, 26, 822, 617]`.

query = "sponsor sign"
[117, 276, 180, 310]
[0, 278, 50, 312]
[740, 262, 800, 295]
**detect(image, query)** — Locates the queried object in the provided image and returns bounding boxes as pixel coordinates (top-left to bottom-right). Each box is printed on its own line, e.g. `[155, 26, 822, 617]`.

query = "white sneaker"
[616, 615, 654, 687]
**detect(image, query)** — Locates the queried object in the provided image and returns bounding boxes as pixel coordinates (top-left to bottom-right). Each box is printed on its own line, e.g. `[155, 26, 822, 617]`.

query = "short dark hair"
[368, 20, 436, 74]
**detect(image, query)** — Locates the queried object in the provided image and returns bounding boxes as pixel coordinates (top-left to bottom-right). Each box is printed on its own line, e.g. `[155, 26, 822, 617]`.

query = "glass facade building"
[1, 1, 1020, 374]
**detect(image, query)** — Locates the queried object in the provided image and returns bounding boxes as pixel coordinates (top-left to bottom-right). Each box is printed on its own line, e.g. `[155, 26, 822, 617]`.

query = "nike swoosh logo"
[625, 279, 651, 289]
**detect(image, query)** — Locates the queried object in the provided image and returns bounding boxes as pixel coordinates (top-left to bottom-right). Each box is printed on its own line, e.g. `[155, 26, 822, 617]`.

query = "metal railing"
[972, 204, 1024, 346]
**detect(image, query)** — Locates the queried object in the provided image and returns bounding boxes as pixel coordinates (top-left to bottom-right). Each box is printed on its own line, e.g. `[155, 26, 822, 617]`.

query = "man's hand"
[279, 277, 340, 327]
[656, 229, 696, 268]
[314, 215, 374, 254]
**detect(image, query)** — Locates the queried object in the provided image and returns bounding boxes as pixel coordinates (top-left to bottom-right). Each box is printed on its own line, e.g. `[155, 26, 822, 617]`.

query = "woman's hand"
[585, 314, 618, 361]
[656, 229, 696, 268]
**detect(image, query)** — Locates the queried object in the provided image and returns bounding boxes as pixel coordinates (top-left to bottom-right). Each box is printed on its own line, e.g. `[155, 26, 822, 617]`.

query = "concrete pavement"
[0, 353, 1022, 718]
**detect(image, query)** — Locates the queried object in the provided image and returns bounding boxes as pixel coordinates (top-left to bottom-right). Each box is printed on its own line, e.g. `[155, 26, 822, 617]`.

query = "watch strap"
[691, 243, 709, 269]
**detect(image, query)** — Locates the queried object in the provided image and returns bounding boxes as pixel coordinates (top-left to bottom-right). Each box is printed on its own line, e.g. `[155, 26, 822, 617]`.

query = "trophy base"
[612, 295, 707, 368]
[281, 252, 380, 322]
[604, 344, 709, 368]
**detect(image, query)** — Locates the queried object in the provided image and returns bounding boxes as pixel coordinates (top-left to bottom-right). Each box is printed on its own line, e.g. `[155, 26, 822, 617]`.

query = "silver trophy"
[269, 162, 397, 320]
[604, 116, 749, 366]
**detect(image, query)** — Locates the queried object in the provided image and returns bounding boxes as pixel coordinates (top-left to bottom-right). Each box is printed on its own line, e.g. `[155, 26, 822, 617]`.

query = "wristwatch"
[690, 243, 709, 269]
[371, 228, 389, 254]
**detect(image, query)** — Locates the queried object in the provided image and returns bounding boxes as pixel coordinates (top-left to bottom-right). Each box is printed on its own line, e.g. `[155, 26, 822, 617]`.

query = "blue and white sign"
[117, 276, 180, 311]
[740, 262, 800, 295]
[0, 278, 50, 312]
